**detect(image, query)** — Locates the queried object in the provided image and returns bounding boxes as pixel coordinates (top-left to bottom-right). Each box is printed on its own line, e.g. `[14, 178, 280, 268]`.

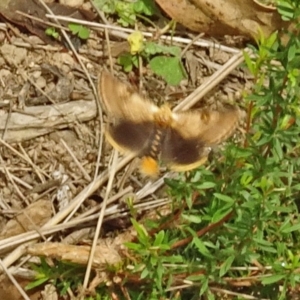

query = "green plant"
[68, 23, 90, 40]
[145, 41, 187, 85]
[276, 0, 300, 20]
[93, 0, 157, 27]
[115, 5, 300, 299]
[94, 0, 186, 85]
[45, 27, 59, 39]
[118, 31, 187, 85]
[26, 258, 86, 296]
[125, 219, 173, 293]
[45, 23, 90, 41]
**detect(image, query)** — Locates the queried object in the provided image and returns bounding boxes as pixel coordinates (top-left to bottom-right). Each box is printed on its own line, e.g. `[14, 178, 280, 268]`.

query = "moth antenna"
[140, 156, 159, 177]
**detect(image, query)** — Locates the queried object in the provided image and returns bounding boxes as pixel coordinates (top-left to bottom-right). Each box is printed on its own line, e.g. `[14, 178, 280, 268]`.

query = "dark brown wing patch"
[107, 120, 156, 155]
[161, 128, 208, 171]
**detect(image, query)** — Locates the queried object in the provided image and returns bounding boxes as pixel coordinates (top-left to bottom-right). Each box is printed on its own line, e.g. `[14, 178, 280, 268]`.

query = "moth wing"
[171, 106, 241, 145]
[161, 128, 209, 172]
[98, 71, 159, 122]
[161, 106, 241, 171]
[106, 120, 156, 155]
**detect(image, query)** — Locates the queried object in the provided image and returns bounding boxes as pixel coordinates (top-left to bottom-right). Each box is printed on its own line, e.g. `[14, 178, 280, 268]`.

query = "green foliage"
[149, 56, 186, 86]
[68, 23, 90, 40]
[45, 27, 59, 39]
[276, 0, 300, 20]
[45, 23, 90, 40]
[125, 219, 175, 293]
[118, 52, 139, 72]
[93, 0, 157, 26]
[118, 4, 300, 298]
[26, 258, 86, 295]
[94, 0, 185, 85]
[145, 42, 186, 85]
[118, 33, 187, 85]
[143, 42, 181, 57]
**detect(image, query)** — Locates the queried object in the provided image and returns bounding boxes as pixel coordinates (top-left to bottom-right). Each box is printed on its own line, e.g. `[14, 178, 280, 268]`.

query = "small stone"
[59, 0, 84, 7]
[35, 76, 47, 89]
[0, 44, 27, 66]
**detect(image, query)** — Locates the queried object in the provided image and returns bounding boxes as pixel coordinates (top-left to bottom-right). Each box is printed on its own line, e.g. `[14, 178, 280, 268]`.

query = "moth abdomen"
[147, 128, 163, 159]
[139, 127, 166, 177]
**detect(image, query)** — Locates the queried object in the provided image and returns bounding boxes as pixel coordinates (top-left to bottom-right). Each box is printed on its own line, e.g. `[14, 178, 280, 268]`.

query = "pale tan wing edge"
[171, 107, 241, 145]
[98, 71, 159, 122]
[169, 156, 209, 172]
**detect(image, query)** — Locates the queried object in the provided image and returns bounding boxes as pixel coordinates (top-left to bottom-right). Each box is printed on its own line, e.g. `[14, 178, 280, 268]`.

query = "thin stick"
[83, 150, 117, 289]
[60, 138, 92, 182]
[174, 51, 244, 112]
[45, 15, 240, 54]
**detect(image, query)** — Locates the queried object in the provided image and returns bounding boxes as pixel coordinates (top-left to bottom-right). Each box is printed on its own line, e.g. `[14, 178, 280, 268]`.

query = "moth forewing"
[99, 71, 158, 123]
[171, 107, 240, 145]
[196, 108, 241, 145]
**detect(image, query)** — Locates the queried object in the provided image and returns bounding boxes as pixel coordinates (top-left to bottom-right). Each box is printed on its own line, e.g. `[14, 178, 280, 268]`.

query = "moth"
[98, 71, 240, 176]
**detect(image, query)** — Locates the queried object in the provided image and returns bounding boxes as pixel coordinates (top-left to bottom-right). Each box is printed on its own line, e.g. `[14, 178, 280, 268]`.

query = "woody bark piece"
[0, 100, 96, 143]
[26, 228, 138, 268]
[0, 200, 52, 240]
[27, 242, 122, 268]
[0, 0, 95, 45]
[155, 0, 288, 40]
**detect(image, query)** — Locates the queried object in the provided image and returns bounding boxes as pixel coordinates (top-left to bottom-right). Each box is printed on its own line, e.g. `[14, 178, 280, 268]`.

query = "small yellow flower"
[127, 31, 144, 55]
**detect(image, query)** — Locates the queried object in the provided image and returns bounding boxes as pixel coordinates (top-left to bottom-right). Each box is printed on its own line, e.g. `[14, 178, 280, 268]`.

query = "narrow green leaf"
[153, 231, 165, 246]
[131, 218, 148, 243]
[219, 255, 235, 277]
[193, 238, 212, 258]
[213, 193, 234, 203]
[25, 277, 49, 290]
[181, 214, 202, 223]
[195, 182, 216, 189]
[261, 274, 286, 285]
[243, 50, 256, 75]
[281, 222, 300, 233]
